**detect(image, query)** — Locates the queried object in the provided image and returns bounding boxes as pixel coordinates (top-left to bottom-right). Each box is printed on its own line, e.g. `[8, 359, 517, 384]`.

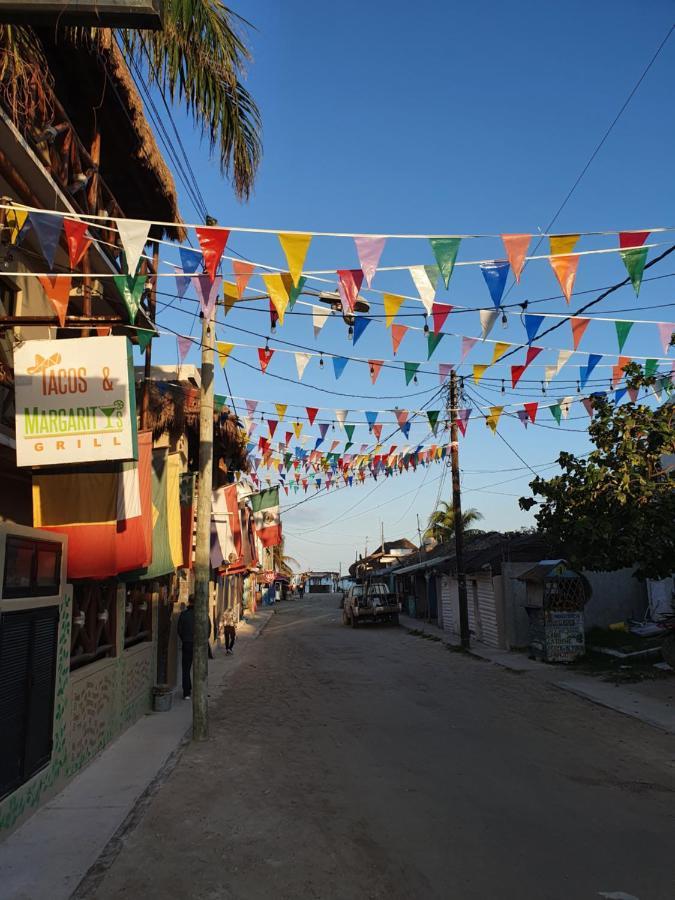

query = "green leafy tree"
[520, 365, 674, 579]
[271, 539, 299, 578]
[424, 502, 483, 543]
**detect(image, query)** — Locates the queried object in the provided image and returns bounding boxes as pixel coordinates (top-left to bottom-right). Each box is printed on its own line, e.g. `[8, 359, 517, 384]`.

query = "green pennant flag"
[344, 423, 355, 442]
[288, 275, 306, 310]
[427, 332, 444, 359]
[615, 320, 634, 352]
[136, 328, 155, 352]
[114, 274, 145, 323]
[344, 441, 353, 452]
[427, 409, 440, 433]
[644, 359, 658, 378]
[549, 403, 562, 425]
[424, 265, 440, 290]
[404, 361, 420, 385]
[429, 238, 461, 288]
[620, 247, 648, 296]
[284, 452, 293, 468]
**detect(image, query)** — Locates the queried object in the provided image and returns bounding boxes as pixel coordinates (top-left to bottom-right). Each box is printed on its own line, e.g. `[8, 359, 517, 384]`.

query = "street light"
[316, 290, 370, 333]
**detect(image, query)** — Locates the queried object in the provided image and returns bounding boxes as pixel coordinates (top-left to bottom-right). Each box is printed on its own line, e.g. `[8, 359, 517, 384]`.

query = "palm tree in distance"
[271, 539, 300, 578]
[423, 503, 484, 544]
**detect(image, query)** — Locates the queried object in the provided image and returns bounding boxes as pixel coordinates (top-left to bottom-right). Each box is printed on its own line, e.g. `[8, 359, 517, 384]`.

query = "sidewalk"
[400, 613, 675, 735]
[0, 606, 275, 900]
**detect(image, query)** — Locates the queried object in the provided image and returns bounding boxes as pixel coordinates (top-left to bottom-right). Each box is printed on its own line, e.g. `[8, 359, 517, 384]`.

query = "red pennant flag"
[233, 259, 255, 298]
[501, 234, 531, 282]
[368, 360, 383, 384]
[525, 345, 543, 367]
[306, 407, 319, 426]
[283, 486, 289, 496]
[96, 327, 111, 336]
[38, 274, 71, 326]
[612, 355, 631, 387]
[619, 231, 649, 249]
[195, 226, 230, 279]
[627, 386, 639, 402]
[571, 317, 591, 350]
[285, 431, 293, 445]
[267, 419, 278, 438]
[391, 324, 408, 355]
[431, 302, 452, 334]
[511, 365, 526, 388]
[524, 402, 538, 424]
[337, 269, 364, 312]
[258, 346, 274, 374]
[372, 423, 383, 440]
[63, 219, 91, 268]
[581, 397, 595, 417]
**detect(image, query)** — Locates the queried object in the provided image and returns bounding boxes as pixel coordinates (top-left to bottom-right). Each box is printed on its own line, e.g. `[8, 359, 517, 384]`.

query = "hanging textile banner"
[657, 323, 673, 355]
[353, 316, 370, 345]
[409, 265, 439, 313]
[258, 346, 274, 374]
[480, 260, 510, 308]
[571, 317, 591, 350]
[278, 233, 312, 286]
[195, 226, 230, 279]
[193, 274, 222, 319]
[619, 231, 649, 296]
[295, 352, 311, 380]
[30, 212, 63, 269]
[332, 356, 348, 379]
[501, 234, 531, 282]
[480, 309, 498, 340]
[579, 353, 602, 389]
[432, 302, 452, 334]
[64, 219, 91, 268]
[491, 342, 511, 365]
[354, 236, 386, 287]
[391, 323, 408, 355]
[615, 320, 634, 353]
[486, 406, 503, 432]
[427, 332, 444, 359]
[404, 362, 420, 385]
[233, 259, 255, 298]
[337, 269, 364, 313]
[38, 274, 71, 327]
[439, 362, 453, 383]
[312, 304, 330, 337]
[456, 408, 471, 436]
[384, 292, 404, 326]
[116, 219, 150, 276]
[523, 314, 544, 344]
[549, 234, 580, 303]
[275, 403, 287, 421]
[369, 360, 383, 384]
[473, 364, 488, 384]
[114, 274, 145, 323]
[461, 336, 477, 361]
[177, 335, 192, 363]
[262, 273, 290, 324]
[429, 237, 461, 288]
[217, 341, 234, 367]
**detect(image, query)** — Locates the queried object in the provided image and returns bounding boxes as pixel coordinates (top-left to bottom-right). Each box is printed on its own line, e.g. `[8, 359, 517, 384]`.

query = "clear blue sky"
[146, 0, 675, 572]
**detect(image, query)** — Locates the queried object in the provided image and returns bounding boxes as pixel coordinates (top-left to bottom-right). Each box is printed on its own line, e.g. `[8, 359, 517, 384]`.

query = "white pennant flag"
[556, 349, 574, 374]
[560, 396, 574, 419]
[409, 266, 435, 314]
[479, 309, 499, 340]
[543, 365, 557, 385]
[300, 435, 310, 446]
[295, 352, 311, 380]
[312, 304, 330, 338]
[116, 219, 151, 276]
[335, 409, 348, 429]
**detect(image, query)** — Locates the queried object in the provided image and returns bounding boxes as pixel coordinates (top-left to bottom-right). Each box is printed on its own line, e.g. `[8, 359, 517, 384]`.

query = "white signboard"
[14, 336, 138, 467]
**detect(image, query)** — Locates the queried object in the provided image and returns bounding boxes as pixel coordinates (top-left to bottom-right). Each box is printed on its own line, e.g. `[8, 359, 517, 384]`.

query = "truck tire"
[351, 613, 358, 628]
[662, 632, 675, 669]
[392, 613, 399, 626]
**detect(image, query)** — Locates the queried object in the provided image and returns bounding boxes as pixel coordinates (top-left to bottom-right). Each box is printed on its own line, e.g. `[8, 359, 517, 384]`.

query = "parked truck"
[342, 582, 400, 627]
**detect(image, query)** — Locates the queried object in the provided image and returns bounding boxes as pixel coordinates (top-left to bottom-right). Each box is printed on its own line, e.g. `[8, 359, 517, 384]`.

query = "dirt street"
[87, 594, 675, 900]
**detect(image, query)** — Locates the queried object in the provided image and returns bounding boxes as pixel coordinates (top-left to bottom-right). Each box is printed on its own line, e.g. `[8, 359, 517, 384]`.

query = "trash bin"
[518, 560, 589, 663]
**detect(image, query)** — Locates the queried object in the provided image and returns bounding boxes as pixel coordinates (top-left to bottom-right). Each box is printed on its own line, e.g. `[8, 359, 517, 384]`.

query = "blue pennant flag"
[30, 212, 63, 269]
[180, 246, 202, 274]
[579, 354, 602, 389]
[614, 387, 628, 404]
[480, 260, 510, 308]
[332, 356, 349, 379]
[352, 316, 371, 345]
[523, 314, 544, 344]
[365, 410, 378, 430]
[400, 422, 411, 439]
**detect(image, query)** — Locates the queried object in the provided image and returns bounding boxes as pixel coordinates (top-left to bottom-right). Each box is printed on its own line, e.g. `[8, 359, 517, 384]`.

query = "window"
[0, 278, 17, 317]
[124, 583, 153, 649]
[3, 536, 61, 599]
[70, 581, 117, 670]
[0, 606, 59, 799]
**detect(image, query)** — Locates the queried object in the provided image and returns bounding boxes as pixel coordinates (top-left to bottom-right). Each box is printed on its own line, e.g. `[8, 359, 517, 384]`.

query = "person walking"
[223, 604, 237, 654]
[177, 596, 213, 699]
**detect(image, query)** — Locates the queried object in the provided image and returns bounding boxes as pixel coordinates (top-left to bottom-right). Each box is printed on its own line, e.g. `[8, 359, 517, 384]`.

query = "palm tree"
[271, 539, 299, 578]
[423, 503, 483, 544]
[0, 1, 262, 200]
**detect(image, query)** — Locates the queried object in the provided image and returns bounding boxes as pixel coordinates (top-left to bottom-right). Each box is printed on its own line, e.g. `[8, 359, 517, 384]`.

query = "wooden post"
[192, 307, 215, 740]
[449, 370, 470, 649]
[140, 242, 159, 430]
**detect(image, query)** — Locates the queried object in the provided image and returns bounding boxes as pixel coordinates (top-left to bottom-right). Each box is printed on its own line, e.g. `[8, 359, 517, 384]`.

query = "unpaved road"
[89, 594, 675, 900]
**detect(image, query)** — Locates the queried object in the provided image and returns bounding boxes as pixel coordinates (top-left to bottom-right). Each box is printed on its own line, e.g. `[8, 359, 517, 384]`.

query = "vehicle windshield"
[352, 585, 365, 597]
[369, 584, 388, 596]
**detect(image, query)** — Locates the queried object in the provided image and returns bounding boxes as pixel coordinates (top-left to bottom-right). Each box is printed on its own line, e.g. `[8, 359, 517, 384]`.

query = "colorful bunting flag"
[644, 359, 658, 378]
[275, 403, 288, 421]
[312, 304, 329, 338]
[524, 402, 538, 424]
[353, 316, 370, 345]
[245, 399, 258, 416]
[372, 423, 383, 440]
[295, 352, 311, 380]
[461, 336, 477, 361]
[615, 320, 634, 353]
[116, 219, 150, 276]
[368, 360, 383, 384]
[432, 302, 452, 334]
[611, 355, 630, 387]
[114, 274, 145, 322]
[549, 234, 580, 303]
[337, 269, 364, 313]
[233, 259, 255, 298]
[216, 341, 234, 367]
[195, 226, 229, 279]
[409, 265, 439, 314]
[404, 362, 420, 385]
[579, 353, 602, 389]
[501, 234, 531, 282]
[525, 345, 543, 367]
[427, 410, 440, 434]
[523, 314, 544, 344]
[556, 349, 573, 374]
[332, 356, 348, 379]
[222, 281, 239, 316]
[543, 364, 557, 385]
[581, 397, 595, 417]
[570, 317, 590, 350]
[439, 363, 453, 383]
[344, 424, 355, 442]
[30, 212, 63, 269]
[473, 364, 488, 384]
[395, 409, 409, 429]
[491, 342, 510, 365]
[354, 236, 385, 287]
[480, 260, 510, 308]
[262, 273, 290, 324]
[619, 231, 649, 296]
[306, 407, 318, 426]
[177, 335, 192, 363]
[267, 419, 278, 438]
[193, 274, 221, 319]
[549, 402, 562, 425]
[429, 237, 461, 288]
[318, 422, 330, 441]
[511, 365, 526, 388]
[5, 208, 28, 244]
[479, 309, 498, 340]
[384, 293, 404, 327]
[258, 346, 274, 374]
[427, 332, 444, 359]
[391, 323, 408, 355]
[365, 411, 378, 431]
[657, 323, 673, 355]
[293, 421, 303, 439]
[456, 408, 471, 437]
[335, 410, 348, 429]
[278, 233, 311, 286]
[63, 219, 91, 268]
[37, 274, 71, 327]
[486, 406, 503, 432]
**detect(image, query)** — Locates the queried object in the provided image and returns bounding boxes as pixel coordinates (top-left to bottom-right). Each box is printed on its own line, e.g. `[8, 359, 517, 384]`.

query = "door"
[0, 605, 59, 799]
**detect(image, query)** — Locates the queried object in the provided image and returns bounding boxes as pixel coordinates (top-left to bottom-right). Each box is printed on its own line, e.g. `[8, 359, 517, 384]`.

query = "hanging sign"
[14, 336, 138, 467]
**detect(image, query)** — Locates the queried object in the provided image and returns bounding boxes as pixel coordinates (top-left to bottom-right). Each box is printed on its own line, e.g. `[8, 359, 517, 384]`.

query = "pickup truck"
[342, 582, 400, 627]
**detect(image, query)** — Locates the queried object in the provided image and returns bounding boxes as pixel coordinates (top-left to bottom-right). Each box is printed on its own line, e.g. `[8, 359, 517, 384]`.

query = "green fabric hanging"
[620, 247, 648, 296]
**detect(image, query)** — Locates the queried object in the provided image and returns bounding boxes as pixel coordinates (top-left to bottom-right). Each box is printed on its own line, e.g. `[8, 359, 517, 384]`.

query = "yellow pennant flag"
[383, 293, 404, 327]
[278, 233, 312, 286]
[222, 281, 239, 316]
[216, 341, 234, 367]
[491, 341, 511, 365]
[549, 234, 581, 304]
[473, 364, 488, 384]
[486, 406, 504, 433]
[549, 234, 580, 257]
[275, 403, 288, 421]
[293, 421, 303, 439]
[6, 208, 28, 244]
[263, 273, 290, 324]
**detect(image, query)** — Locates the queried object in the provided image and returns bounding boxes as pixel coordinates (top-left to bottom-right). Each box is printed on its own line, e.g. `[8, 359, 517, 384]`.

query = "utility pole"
[380, 519, 385, 553]
[192, 305, 215, 740]
[449, 370, 470, 649]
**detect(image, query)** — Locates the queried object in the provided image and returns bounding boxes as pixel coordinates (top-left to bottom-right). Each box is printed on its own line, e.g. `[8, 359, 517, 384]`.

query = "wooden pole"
[192, 306, 215, 740]
[140, 242, 159, 430]
[449, 370, 470, 649]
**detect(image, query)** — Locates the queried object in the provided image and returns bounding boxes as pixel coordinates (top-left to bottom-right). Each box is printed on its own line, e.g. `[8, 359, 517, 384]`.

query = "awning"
[393, 554, 452, 576]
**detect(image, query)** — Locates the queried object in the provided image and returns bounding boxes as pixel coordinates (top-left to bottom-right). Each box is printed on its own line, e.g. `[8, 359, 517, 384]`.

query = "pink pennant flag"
[337, 269, 364, 313]
[372, 423, 383, 440]
[432, 302, 452, 334]
[245, 399, 258, 416]
[456, 408, 471, 437]
[233, 260, 255, 298]
[193, 274, 222, 318]
[501, 234, 531, 282]
[394, 409, 409, 428]
[657, 322, 673, 355]
[461, 336, 477, 362]
[438, 363, 453, 384]
[354, 236, 386, 288]
[177, 335, 192, 363]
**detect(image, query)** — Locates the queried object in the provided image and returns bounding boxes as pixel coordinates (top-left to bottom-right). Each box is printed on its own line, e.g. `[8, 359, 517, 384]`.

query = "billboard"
[14, 336, 138, 467]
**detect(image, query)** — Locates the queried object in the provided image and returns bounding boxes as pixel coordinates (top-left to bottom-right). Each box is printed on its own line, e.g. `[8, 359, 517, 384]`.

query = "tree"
[424, 502, 483, 543]
[271, 539, 299, 578]
[0, 0, 262, 199]
[520, 365, 674, 580]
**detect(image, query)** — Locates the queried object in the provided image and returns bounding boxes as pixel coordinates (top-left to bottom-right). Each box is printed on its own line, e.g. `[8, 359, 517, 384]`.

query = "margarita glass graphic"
[99, 399, 125, 430]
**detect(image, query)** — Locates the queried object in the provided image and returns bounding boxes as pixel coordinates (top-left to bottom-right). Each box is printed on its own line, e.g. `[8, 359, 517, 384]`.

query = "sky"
[144, 0, 675, 573]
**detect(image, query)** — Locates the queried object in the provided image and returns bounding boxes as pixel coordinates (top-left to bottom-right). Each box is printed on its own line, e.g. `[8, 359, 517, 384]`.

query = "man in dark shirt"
[177, 596, 196, 699]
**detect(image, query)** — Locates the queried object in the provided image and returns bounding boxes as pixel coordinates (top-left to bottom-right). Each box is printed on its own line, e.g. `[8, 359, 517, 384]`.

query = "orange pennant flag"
[612, 355, 631, 387]
[570, 317, 590, 350]
[391, 323, 408, 355]
[501, 234, 531, 282]
[368, 360, 383, 384]
[38, 274, 71, 326]
[549, 234, 580, 303]
[233, 260, 255, 298]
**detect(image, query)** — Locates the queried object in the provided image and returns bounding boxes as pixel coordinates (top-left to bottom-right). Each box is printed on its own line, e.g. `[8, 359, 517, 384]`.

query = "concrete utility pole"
[192, 306, 215, 740]
[449, 370, 470, 649]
